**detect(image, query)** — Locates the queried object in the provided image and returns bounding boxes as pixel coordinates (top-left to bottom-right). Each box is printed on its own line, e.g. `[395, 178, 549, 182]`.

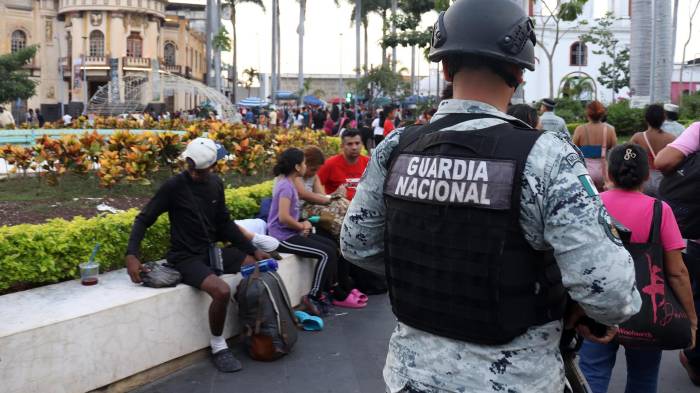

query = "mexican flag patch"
[578, 174, 599, 197]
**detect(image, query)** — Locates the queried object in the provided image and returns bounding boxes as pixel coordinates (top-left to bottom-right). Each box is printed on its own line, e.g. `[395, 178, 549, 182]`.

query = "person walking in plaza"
[573, 101, 618, 191]
[538, 98, 569, 140]
[35, 109, 45, 128]
[629, 104, 675, 197]
[341, 1, 641, 391]
[25, 108, 34, 126]
[661, 103, 686, 137]
[124, 137, 271, 373]
[382, 105, 396, 137]
[507, 103, 540, 129]
[0, 106, 15, 128]
[655, 121, 700, 386]
[317, 129, 368, 201]
[578, 143, 697, 393]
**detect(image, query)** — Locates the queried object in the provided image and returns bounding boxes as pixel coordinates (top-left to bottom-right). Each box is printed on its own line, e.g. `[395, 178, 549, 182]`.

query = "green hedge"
[566, 123, 584, 134]
[0, 180, 273, 293]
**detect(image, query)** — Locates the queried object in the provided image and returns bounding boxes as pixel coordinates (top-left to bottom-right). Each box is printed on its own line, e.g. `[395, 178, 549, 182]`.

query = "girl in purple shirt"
[268, 148, 365, 315]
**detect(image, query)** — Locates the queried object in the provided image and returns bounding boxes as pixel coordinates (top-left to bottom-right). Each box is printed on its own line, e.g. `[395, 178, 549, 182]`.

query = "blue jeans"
[684, 241, 700, 367]
[578, 340, 662, 393]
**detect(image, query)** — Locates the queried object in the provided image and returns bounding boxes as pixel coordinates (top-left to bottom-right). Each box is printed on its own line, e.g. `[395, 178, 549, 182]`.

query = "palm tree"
[243, 67, 259, 97]
[224, 0, 265, 104]
[350, 0, 383, 75]
[298, 0, 339, 92]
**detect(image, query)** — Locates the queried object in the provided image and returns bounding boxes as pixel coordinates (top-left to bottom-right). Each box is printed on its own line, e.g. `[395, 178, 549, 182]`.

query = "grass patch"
[0, 170, 272, 204]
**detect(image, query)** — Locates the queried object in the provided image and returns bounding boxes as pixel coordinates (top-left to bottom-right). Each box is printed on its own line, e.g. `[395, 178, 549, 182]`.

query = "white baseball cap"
[663, 103, 679, 113]
[182, 137, 227, 169]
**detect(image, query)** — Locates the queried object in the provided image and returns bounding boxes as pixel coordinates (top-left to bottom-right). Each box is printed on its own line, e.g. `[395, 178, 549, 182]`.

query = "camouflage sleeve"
[520, 132, 642, 326]
[339, 130, 402, 276]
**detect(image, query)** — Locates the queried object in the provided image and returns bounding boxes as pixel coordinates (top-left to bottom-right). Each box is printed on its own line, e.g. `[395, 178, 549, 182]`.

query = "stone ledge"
[0, 254, 315, 393]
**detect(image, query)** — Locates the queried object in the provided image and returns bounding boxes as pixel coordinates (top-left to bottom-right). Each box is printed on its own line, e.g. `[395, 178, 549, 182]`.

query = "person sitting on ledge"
[317, 129, 369, 201]
[124, 137, 271, 373]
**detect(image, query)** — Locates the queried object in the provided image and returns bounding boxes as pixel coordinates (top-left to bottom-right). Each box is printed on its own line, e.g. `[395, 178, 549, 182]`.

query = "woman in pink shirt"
[578, 143, 697, 393]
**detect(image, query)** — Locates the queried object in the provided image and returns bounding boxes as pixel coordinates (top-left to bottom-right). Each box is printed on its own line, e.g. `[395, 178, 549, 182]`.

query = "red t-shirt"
[317, 154, 369, 200]
[383, 118, 395, 136]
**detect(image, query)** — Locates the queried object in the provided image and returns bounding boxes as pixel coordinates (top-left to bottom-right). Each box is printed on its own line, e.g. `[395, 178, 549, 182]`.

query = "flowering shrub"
[1, 122, 339, 187]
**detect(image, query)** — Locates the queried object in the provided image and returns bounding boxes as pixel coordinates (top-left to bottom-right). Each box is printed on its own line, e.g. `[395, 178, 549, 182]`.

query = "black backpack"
[658, 134, 700, 239]
[614, 200, 692, 350]
[235, 270, 300, 361]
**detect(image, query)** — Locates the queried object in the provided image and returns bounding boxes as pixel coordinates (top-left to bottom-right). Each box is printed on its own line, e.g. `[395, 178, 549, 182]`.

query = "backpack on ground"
[658, 134, 700, 239]
[235, 269, 301, 361]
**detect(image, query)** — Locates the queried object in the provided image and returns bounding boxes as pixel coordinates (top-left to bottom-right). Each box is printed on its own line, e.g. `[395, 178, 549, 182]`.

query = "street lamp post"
[82, 35, 88, 114]
[339, 33, 344, 101]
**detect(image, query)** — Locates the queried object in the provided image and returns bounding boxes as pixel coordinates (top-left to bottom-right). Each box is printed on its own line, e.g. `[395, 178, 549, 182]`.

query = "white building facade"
[515, 0, 631, 104]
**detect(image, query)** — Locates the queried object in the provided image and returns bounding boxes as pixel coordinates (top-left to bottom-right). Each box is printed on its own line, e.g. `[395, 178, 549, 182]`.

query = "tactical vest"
[383, 113, 567, 345]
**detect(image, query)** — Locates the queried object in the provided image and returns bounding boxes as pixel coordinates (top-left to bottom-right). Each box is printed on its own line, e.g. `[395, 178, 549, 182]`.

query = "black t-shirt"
[126, 172, 256, 264]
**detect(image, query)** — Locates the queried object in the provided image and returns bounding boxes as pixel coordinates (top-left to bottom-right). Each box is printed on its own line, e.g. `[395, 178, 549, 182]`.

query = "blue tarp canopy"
[238, 97, 268, 107]
[371, 97, 392, 106]
[274, 91, 298, 100]
[303, 95, 323, 106]
[401, 95, 429, 105]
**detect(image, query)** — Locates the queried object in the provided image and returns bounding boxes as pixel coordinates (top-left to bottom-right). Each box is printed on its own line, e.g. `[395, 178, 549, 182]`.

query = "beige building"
[0, 0, 206, 122]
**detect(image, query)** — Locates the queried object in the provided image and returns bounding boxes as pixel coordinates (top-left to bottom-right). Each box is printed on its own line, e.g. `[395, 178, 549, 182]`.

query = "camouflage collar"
[434, 99, 517, 122]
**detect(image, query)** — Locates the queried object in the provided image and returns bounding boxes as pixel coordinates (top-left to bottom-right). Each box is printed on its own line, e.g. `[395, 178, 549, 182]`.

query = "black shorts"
[174, 247, 248, 289]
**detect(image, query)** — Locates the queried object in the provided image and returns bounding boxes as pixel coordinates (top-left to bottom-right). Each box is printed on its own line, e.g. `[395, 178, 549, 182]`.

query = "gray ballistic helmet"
[428, 0, 537, 71]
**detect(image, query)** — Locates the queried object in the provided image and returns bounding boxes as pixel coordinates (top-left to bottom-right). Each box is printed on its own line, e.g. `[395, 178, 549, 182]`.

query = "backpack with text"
[614, 200, 692, 350]
[235, 268, 301, 361]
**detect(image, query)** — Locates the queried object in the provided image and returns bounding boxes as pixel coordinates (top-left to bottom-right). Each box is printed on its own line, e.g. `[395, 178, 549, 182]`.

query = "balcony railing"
[84, 56, 108, 66]
[162, 64, 182, 74]
[122, 57, 151, 68]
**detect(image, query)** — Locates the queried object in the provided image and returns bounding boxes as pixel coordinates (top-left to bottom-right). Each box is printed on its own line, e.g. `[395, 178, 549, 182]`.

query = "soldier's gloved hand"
[577, 321, 618, 344]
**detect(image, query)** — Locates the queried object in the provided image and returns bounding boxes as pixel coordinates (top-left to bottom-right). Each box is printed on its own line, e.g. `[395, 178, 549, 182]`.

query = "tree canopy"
[0, 46, 38, 103]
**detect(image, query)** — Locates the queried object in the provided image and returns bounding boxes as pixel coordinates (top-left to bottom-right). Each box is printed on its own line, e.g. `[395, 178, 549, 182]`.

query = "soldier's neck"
[451, 74, 512, 113]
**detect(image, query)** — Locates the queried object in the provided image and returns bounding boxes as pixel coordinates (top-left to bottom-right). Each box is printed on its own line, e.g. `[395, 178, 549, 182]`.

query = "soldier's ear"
[442, 59, 453, 82]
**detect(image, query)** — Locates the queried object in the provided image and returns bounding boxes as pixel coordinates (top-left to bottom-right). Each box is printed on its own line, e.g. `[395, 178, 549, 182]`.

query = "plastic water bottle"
[240, 258, 279, 277]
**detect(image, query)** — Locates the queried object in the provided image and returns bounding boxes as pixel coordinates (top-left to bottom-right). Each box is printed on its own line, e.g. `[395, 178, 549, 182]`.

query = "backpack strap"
[385, 112, 527, 170]
[649, 199, 663, 244]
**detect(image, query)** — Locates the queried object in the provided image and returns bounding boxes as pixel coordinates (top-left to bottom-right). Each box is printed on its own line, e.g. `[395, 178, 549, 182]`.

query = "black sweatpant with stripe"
[278, 234, 338, 298]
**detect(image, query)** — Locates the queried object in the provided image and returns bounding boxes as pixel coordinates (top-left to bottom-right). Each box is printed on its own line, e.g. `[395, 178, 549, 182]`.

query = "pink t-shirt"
[601, 189, 685, 251]
[667, 121, 700, 156]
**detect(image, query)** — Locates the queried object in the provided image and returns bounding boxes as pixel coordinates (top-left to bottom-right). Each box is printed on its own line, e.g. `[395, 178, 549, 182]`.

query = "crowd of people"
[119, 89, 700, 391]
[117, 0, 700, 390]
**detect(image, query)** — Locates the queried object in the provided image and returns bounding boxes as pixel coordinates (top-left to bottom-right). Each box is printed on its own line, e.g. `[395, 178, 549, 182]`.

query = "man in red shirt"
[318, 129, 369, 200]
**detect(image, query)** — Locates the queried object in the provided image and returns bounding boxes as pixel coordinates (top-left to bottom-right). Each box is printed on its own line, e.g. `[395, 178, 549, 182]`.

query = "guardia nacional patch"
[578, 174, 599, 198]
[598, 206, 623, 246]
[384, 154, 516, 210]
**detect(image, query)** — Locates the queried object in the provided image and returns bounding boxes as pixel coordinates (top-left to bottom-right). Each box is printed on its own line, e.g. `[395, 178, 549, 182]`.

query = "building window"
[570, 41, 587, 66]
[11, 30, 27, 53]
[164, 42, 176, 66]
[89, 30, 104, 57]
[126, 32, 142, 58]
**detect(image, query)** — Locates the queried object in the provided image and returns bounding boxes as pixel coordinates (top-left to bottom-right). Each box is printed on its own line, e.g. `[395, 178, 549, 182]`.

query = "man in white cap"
[125, 137, 271, 373]
[662, 103, 685, 137]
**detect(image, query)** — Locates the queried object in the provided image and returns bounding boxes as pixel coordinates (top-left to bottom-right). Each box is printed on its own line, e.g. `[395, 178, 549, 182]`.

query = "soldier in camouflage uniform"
[340, 0, 641, 392]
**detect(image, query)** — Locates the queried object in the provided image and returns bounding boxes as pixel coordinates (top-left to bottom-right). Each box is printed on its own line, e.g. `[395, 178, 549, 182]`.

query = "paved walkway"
[133, 294, 698, 393]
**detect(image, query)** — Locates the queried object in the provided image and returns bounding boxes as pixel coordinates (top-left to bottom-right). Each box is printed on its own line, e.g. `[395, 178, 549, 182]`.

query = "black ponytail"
[607, 143, 649, 190]
[273, 148, 305, 176]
